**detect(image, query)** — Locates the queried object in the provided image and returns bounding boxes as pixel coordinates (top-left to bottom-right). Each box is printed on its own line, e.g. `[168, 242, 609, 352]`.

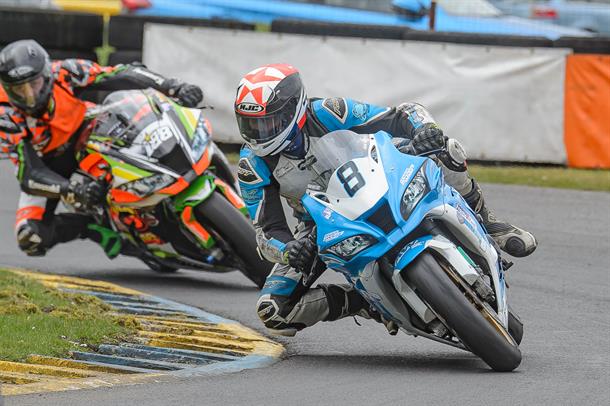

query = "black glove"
[66, 180, 106, 208]
[409, 124, 447, 155]
[284, 235, 317, 273]
[167, 80, 203, 108]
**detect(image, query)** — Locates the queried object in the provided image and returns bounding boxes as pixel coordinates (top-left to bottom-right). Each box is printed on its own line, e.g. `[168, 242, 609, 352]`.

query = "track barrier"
[0, 9, 608, 167]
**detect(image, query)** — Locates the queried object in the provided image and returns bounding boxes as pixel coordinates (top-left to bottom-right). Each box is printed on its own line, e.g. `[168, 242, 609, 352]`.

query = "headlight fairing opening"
[400, 165, 428, 220]
[324, 234, 377, 261]
[191, 118, 211, 161]
[117, 173, 175, 198]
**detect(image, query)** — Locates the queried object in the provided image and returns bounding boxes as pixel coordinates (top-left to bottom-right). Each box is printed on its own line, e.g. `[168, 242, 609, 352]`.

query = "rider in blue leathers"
[235, 64, 537, 336]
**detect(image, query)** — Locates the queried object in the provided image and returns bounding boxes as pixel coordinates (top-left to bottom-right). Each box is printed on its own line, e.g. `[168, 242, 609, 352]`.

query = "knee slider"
[16, 222, 47, 256]
[256, 295, 288, 329]
[256, 294, 304, 331]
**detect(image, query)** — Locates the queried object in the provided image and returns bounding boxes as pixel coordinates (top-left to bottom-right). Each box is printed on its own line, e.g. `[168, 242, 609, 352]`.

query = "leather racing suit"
[0, 59, 198, 256]
[239, 97, 478, 336]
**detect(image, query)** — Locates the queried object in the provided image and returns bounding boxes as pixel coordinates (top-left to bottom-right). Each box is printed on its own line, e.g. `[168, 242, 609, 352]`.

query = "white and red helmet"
[234, 63, 307, 157]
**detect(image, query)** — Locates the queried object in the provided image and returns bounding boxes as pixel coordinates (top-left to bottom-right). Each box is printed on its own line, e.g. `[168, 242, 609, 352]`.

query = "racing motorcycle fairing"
[81, 89, 216, 207]
[76, 89, 248, 265]
[302, 130, 509, 338]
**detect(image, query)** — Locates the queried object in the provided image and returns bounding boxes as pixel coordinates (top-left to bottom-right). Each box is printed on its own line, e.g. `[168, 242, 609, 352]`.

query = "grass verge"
[469, 164, 610, 192]
[0, 269, 135, 362]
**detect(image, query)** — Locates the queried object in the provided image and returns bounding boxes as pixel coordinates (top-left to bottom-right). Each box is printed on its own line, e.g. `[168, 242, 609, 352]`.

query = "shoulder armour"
[238, 146, 271, 188]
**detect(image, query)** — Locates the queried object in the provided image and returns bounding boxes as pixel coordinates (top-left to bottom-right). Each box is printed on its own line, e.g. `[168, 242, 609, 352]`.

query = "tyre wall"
[0, 8, 102, 60]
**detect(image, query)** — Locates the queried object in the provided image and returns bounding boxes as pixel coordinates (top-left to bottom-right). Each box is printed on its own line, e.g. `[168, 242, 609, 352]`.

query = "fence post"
[429, 1, 437, 31]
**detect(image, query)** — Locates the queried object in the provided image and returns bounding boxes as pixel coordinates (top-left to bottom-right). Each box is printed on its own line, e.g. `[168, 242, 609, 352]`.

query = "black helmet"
[0, 40, 54, 118]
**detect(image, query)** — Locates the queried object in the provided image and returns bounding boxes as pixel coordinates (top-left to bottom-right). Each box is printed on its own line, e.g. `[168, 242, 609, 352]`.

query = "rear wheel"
[194, 191, 272, 288]
[404, 252, 521, 372]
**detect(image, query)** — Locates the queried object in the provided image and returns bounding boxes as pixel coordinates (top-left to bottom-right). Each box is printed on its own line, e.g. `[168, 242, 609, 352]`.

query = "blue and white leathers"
[302, 130, 510, 344]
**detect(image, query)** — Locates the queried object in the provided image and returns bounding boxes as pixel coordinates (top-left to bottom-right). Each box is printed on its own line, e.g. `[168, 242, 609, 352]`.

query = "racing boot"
[83, 223, 147, 260]
[463, 180, 537, 258]
[322, 284, 398, 335]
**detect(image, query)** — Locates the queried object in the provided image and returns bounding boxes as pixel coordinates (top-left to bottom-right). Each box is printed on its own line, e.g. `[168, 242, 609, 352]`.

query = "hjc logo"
[237, 103, 264, 113]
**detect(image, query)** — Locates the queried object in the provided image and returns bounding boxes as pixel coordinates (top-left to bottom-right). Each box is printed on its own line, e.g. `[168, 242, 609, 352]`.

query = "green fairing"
[169, 100, 196, 139]
[214, 181, 249, 216]
[173, 175, 217, 250]
[84, 148, 153, 179]
[173, 174, 216, 211]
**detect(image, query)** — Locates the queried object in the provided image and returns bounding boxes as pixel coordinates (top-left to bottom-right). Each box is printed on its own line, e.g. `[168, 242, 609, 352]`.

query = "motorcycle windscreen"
[93, 90, 207, 174]
[309, 130, 370, 191]
[94, 90, 160, 145]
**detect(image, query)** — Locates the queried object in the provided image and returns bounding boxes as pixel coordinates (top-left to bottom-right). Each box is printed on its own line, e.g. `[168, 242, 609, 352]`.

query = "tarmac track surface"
[0, 161, 608, 406]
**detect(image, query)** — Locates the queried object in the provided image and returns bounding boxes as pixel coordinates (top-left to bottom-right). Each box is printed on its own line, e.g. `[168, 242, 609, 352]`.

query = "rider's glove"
[0, 116, 21, 134]
[166, 79, 203, 108]
[284, 235, 317, 273]
[66, 180, 106, 208]
[409, 124, 447, 155]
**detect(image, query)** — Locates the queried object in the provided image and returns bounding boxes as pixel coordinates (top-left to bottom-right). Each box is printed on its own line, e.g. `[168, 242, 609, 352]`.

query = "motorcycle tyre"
[194, 191, 271, 289]
[405, 252, 522, 372]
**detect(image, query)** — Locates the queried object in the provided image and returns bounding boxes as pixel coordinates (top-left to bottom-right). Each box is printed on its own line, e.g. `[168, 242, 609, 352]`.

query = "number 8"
[337, 161, 366, 197]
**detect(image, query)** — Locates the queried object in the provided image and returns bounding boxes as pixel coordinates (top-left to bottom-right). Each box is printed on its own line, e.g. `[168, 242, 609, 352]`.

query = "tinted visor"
[236, 96, 298, 144]
[3, 68, 51, 109]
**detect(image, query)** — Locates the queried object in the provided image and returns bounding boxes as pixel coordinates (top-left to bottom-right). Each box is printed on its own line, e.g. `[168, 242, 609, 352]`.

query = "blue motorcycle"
[302, 130, 523, 372]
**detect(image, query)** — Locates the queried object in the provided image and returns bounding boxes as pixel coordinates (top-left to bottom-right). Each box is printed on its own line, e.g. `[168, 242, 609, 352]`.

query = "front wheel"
[404, 252, 522, 372]
[194, 191, 272, 288]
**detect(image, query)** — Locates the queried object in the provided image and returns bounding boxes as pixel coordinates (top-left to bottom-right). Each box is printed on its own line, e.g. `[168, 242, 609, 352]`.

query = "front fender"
[394, 234, 482, 287]
[173, 175, 216, 211]
[173, 174, 248, 217]
[392, 234, 508, 326]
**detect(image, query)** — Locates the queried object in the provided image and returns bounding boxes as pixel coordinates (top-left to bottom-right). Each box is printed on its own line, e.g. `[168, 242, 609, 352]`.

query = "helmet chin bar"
[282, 127, 308, 159]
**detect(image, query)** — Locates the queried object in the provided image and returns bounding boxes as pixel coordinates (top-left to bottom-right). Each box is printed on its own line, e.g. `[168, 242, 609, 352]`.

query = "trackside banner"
[144, 24, 570, 163]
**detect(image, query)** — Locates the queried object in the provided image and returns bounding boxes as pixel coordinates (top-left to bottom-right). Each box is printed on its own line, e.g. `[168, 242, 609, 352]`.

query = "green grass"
[0, 270, 134, 362]
[224, 151, 240, 165]
[469, 165, 610, 192]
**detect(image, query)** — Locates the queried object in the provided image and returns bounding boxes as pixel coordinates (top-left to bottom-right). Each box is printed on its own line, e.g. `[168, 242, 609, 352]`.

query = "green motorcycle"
[72, 89, 271, 288]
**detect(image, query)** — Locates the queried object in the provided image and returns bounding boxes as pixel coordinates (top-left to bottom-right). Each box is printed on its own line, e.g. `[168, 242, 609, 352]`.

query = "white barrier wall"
[144, 24, 571, 163]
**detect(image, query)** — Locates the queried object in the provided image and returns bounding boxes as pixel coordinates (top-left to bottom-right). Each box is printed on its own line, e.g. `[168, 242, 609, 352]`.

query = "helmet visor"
[236, 97, 298, 144]
[3, 69, 51, 110]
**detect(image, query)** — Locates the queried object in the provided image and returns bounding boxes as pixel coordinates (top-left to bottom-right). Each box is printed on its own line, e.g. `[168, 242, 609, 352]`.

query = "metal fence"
[286, 0, 610, 37]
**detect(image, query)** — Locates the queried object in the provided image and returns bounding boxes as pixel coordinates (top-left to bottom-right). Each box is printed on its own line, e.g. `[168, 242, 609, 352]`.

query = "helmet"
[0, 40, 54, 118]
[234, 64, 307, 157]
